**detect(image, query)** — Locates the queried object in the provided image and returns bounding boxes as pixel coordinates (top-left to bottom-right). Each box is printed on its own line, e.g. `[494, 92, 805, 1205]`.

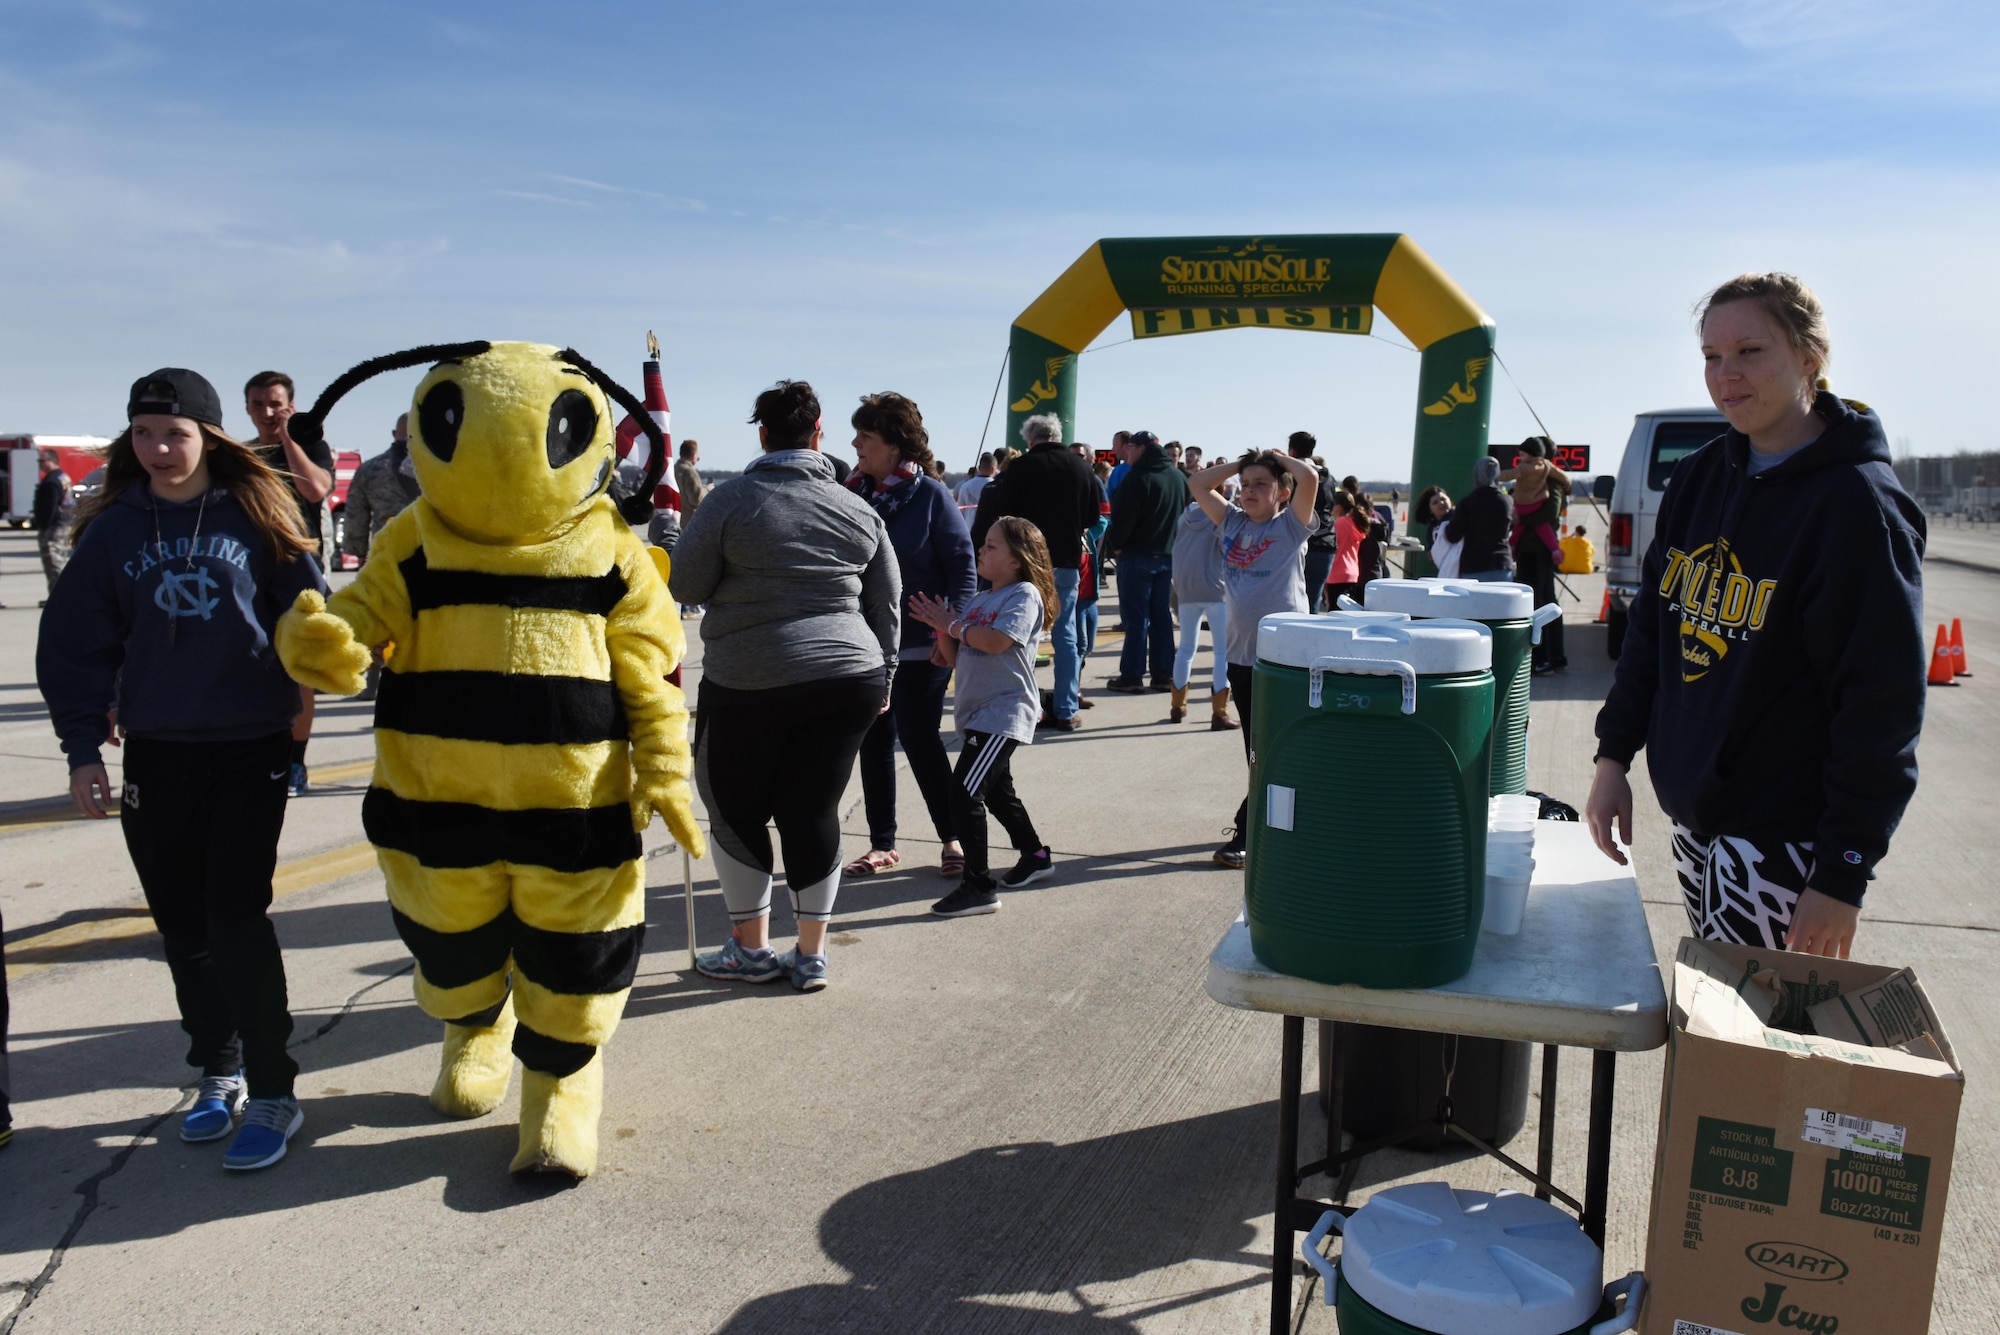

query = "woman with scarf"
[844, 393, 979, 880]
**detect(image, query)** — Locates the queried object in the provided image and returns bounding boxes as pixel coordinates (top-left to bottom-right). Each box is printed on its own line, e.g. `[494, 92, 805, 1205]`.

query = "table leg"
[1321, 1020, 1346, 1200]
[1584, 1050, 1616, 1245]
[1273, 1014, 1304, 1335]
[1536, 1045, 1558, 1203]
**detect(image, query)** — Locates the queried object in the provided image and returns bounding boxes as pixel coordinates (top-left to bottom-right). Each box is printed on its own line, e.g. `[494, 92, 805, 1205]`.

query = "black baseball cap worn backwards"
[127, 368, 224, 429]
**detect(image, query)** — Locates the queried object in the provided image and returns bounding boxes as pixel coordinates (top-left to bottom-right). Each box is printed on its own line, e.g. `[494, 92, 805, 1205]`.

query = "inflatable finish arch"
[1005, 234, 1496, 542]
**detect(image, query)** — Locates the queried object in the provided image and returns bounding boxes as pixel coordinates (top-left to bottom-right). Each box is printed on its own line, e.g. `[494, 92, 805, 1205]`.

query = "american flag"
[614, 331, 679, 512]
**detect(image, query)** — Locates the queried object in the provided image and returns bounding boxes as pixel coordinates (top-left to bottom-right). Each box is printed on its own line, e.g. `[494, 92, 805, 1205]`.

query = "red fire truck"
[2, 435, 111, 525]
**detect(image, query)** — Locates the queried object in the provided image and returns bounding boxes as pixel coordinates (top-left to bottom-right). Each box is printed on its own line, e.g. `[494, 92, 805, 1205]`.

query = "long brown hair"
[72, 425, 316, 561]
[989, 516, 1059, 633]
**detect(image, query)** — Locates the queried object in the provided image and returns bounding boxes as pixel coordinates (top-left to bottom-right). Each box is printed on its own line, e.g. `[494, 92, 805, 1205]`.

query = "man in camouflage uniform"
[343, 413, 422, 699]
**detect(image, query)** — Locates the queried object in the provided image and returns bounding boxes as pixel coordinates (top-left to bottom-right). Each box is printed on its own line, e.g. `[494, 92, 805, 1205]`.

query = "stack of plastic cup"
[1484, 795, 1540, 934]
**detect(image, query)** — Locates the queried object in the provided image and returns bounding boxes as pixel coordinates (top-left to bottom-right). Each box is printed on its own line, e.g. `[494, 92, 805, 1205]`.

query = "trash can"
[1245, 612, 1494, 989]
[1357, 579, 1559, 796]
[1323, 1023, 1532, 1151]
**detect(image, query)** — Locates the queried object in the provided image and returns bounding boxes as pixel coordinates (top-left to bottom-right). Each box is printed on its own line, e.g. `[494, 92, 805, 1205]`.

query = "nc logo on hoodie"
[1659, 540, 1779, 683]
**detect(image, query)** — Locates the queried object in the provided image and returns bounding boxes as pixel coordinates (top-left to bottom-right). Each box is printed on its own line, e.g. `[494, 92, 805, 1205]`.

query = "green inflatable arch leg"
[1003, 234, 1495, 568]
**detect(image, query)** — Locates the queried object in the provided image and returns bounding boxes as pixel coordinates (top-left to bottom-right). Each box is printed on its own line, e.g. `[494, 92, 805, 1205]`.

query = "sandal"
[940, 850, 966, 878]
[843, 848, 901, 876]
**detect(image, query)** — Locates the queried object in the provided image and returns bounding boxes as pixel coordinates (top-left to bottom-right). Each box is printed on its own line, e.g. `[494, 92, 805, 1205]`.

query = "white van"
[1601, 408, 1726, 657]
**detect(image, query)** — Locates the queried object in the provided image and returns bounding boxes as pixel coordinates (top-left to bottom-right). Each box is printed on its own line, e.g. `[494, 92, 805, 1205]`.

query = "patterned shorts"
[1671, 822, 1816, 949]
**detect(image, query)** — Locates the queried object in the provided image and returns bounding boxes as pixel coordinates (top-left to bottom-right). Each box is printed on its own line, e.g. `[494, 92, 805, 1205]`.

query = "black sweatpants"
[1514, 540, 1566, 668]
[1, 901, 10, 1127]
[1229, 662, 1257, 836]
[695, 672, 884, 923]
[947, 730, 1042, 888]
[120, 732, 298, 1099]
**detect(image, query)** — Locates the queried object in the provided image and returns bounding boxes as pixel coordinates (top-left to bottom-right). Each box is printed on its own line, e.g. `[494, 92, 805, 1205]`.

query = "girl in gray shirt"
[1186, 448, 1321, 868]
[907, 517, 1058, 918]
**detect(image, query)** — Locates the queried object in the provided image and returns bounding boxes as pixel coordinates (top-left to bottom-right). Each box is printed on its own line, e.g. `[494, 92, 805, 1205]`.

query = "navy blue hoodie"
[38, 484, 326, 769]
[1595, 392, 1925, 905]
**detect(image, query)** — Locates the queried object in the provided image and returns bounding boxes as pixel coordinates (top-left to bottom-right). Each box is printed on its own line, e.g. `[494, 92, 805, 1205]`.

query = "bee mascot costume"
[274, 341, 703, 1178]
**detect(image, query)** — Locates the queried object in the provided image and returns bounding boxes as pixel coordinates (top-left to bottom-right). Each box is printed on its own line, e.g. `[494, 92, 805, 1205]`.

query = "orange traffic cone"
[1596, 590, 1611, 624]
[1950, 618, 1971, 677]
[1928, 625, 1957, 686]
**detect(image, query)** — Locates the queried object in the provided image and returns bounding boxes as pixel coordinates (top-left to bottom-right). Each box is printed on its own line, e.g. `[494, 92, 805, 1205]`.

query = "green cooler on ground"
[1358, 579, 1559, 796]
[1245, 612, 1494, 989]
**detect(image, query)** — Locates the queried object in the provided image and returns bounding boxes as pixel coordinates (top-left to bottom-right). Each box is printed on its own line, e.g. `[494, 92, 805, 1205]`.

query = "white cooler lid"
[1259, 611, 1491, 676]
[1364, 577, 1535, 621]
[1341, 1184, 1604, 1335]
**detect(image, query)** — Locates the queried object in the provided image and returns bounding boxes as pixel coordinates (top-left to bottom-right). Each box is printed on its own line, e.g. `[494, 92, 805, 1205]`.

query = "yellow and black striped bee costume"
[276, 340, 703, 1179]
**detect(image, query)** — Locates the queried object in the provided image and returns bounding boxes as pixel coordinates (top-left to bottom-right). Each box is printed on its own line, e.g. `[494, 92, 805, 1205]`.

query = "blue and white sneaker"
[778, 947, 828, 993]
[288, 763, 309, 798]
[181, 1073, 247, 1143]
[222, 1096, 303, 1171]
[695, 933, 784, 984]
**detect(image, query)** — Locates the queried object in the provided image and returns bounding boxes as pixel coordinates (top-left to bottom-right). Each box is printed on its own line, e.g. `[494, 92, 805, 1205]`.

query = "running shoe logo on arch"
[1658, 540, 1779, 683]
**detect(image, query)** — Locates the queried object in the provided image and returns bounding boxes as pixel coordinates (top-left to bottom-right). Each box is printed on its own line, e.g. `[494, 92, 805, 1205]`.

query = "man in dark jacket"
[975, 412, 1101, 728]
[1443, 455, 1514, 580]
[1101, 430, 1191, 691]
[32, 450, 73, 601]
[1290, 431, 1337, 609]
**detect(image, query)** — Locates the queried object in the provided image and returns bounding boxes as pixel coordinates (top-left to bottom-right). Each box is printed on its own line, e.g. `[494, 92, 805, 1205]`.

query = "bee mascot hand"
[632, 772, 707, 860]
[276, 589, 370, 696]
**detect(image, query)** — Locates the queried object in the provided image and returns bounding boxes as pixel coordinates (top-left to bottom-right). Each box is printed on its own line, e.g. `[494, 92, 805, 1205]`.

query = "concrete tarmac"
[1, 527, 1995, 1333]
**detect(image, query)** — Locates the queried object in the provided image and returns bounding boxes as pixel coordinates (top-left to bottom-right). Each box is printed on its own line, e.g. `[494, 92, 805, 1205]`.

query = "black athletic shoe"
[1001, 847, 1055, 888]
[1147, 679, 1175, 693]
[1105, 677, 1146, 693]
[932, 881, 1000, 917]
[1214, 828, 1246, 869]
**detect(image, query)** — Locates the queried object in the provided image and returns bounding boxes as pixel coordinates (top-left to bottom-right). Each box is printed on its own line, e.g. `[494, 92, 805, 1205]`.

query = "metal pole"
[1584, 1051, 1616, 1245]
[1536, 1045, 1559, 1203]
[1273, 1015, 1304, 1335]
[683, 847, 697, 971]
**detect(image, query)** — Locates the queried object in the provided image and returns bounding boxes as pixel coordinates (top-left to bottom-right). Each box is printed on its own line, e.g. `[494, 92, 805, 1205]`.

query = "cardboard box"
[1642, 940, 1964, 1335]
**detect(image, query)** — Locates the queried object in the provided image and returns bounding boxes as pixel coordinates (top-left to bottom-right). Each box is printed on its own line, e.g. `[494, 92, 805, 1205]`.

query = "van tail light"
[1610, 513, 1634, 558]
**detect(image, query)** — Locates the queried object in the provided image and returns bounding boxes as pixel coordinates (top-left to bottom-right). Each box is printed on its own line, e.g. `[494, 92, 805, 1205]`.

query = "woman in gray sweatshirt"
[668, 380, 900, 993]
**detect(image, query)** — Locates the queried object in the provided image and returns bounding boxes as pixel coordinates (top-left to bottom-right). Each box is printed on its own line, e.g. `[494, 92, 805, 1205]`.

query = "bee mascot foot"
[430, 995, 517, 1119]
[510, 1051, 604, 1179]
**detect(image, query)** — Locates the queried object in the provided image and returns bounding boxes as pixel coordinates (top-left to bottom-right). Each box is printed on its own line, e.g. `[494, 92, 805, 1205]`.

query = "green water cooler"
[1358, 580, 1560, 796]
[1245, 612, 1494, 989]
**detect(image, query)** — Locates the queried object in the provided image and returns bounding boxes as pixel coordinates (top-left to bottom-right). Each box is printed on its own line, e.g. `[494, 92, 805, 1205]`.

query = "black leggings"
[695, 672, 884, 924]
[859, 658, 955, 850]
[120, 732, 298, 1099]
[1229, 663, 1256, 835]
[946, 730, 1042, 887]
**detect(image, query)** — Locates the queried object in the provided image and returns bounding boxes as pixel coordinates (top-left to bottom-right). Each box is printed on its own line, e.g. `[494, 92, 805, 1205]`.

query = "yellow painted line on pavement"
[5, 839, 379, 981]
[0, 759, 377, 834]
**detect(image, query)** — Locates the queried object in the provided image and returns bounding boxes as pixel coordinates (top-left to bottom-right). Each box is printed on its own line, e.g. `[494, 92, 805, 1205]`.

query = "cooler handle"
[1530, 602, 1563, 645]
[1589, 1271, 1646, 1334]
[1335, 594, 1364, 611]
[1300, 1208, 1345, 1303]
[1309, 654, 1417, 715]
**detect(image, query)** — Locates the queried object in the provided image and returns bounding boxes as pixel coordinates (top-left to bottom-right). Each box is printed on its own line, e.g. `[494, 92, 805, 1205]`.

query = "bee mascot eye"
[418, 380, 465, 461]
[546, 388, 599, 469]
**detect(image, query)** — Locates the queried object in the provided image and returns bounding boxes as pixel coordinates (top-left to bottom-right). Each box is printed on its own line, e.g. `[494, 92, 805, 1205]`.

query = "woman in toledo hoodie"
[1588, 274, 1926, 958]
[38, 369, 326, 1169]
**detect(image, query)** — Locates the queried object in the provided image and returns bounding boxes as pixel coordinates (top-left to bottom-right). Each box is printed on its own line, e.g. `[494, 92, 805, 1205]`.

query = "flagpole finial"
[646, 329, 660, 361]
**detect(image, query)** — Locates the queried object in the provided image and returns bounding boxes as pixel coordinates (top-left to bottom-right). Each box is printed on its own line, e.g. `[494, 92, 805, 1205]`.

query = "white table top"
[1205, 821, 1668, 1052]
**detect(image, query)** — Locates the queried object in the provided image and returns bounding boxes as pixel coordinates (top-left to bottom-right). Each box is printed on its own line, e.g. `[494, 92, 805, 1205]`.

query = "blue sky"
[2, 1, 1995, 478]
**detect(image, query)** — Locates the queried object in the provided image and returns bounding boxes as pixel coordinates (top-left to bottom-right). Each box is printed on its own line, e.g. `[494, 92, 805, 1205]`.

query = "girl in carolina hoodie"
[37, 369, 326, 1169]
[1588, 275, 1926, 959]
